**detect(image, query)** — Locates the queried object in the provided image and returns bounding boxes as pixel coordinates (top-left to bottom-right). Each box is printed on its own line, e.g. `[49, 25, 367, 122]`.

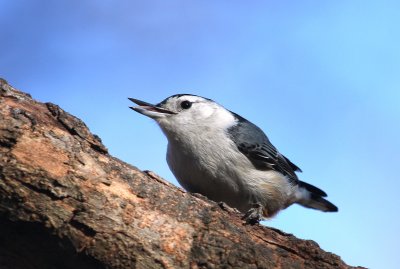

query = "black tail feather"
[298, 180, 327, 197]
[309, 193, 338, 212]
[297, 181, 338, 212]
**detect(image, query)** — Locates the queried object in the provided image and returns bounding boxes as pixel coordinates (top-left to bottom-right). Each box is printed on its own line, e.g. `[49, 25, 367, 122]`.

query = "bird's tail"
[295, 181, 338, 212]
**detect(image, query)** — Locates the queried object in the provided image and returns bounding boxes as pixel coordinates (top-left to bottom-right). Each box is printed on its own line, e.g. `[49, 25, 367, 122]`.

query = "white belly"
[166, 134, 294, 215]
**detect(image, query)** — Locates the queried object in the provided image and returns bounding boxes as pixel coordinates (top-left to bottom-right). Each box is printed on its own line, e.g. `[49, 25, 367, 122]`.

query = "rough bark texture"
[0, 79, 364, 269]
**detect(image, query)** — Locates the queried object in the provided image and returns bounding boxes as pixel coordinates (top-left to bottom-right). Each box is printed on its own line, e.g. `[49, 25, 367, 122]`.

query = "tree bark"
[0, 79, 363, 269]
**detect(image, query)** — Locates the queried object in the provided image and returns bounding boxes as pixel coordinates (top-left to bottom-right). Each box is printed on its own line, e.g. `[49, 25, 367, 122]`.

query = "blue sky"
[1, 1, 399, 268]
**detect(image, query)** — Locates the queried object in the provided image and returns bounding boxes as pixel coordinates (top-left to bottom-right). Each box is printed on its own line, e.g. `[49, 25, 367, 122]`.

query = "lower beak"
[128, 98, 176, 118]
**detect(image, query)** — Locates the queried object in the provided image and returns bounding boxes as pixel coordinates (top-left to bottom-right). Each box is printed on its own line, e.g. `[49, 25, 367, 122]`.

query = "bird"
[129, 94, 338, 223]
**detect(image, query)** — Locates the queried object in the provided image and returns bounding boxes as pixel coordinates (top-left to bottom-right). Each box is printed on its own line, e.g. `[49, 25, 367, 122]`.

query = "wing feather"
[227, 112, 301, 183]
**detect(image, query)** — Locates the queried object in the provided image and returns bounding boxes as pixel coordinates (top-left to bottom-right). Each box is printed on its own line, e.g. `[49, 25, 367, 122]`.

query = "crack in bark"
[248, 229, 310, 261]
[16, 178, 69, 201]
[22, 181, 65, 200]
[251, 231, 342, 267]
[69, 219, 97, 237]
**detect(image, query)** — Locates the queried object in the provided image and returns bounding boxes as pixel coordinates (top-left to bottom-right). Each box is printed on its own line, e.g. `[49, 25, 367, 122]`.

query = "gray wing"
[227, 112, 301, 183]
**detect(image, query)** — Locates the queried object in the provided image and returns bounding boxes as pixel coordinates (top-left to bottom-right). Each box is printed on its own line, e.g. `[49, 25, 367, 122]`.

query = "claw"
[242, 203, 264, 225]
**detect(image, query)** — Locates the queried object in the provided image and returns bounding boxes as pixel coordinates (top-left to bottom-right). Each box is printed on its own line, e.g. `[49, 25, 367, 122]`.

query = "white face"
[130, 94, 236, 135]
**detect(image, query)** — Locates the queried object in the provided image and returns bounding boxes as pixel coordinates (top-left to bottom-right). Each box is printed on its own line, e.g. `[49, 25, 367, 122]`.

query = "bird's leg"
[242, 202, 264, 225]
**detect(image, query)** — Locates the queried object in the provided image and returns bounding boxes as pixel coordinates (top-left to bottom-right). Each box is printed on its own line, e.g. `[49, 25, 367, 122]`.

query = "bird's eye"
[180, 100, 192, 109]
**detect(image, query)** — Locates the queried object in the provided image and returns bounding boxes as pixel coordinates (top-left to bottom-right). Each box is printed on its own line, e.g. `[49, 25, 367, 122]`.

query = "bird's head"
[129, 94, 236, 135]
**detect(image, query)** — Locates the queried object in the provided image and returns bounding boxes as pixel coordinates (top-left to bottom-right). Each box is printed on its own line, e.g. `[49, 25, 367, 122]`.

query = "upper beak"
[128, 98, 176, 118]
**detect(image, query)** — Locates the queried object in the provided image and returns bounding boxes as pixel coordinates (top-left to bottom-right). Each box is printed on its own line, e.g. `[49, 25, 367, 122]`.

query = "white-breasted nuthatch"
[129, 94, 337, 223]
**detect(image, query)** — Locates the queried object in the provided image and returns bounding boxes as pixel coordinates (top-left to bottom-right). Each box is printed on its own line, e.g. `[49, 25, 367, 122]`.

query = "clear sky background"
[1, 1, 399, 268]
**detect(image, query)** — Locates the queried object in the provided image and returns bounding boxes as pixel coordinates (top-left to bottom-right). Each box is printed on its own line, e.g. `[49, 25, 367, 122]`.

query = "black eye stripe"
[180, 100, 192, 109]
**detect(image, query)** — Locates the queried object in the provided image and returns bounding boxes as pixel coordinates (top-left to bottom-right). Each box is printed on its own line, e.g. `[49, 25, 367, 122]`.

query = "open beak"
[129, 98, 176, 119]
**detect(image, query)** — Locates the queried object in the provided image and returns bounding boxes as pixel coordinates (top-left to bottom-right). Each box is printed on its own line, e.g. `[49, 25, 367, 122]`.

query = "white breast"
[166, 128, 252, 211]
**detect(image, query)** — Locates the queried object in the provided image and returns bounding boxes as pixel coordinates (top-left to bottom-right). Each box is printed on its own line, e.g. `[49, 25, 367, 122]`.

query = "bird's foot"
[242, 203, 264, 225]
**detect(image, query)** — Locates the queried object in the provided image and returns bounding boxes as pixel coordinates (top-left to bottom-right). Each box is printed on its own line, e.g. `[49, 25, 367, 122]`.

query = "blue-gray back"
[226, 112, 301, 184]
